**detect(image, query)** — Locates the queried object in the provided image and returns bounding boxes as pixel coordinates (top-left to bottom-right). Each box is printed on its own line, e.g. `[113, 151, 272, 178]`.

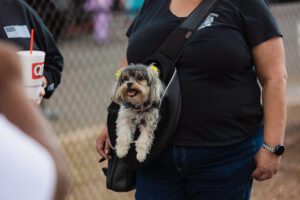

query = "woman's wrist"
[263, 130, 285, 146]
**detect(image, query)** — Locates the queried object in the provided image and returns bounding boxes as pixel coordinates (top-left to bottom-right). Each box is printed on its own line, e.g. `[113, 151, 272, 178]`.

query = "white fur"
[116, 107, 159, 162]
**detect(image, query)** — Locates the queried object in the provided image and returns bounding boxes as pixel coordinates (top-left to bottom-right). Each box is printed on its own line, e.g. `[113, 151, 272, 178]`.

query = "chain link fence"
[27, 0, 300, 199]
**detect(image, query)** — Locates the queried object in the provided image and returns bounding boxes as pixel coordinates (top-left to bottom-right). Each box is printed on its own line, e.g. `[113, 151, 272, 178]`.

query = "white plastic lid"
[17, 50, 45, 57]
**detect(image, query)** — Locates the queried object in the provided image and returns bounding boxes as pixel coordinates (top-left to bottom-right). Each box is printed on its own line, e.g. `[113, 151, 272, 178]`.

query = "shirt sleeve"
[23, 2, 64, 98]
[126, 0, 152, 37]
[240, 0, 282, 49]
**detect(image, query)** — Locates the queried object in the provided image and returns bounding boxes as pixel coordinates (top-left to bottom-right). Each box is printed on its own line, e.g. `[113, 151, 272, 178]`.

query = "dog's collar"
[124, 101, 160, 112]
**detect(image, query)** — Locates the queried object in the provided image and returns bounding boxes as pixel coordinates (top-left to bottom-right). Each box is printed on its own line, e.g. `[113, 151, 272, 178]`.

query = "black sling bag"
[104, 0, 220, 192]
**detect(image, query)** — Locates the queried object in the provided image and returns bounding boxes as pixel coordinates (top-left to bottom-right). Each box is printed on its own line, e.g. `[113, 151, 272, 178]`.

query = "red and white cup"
[17, 51, 45, 101]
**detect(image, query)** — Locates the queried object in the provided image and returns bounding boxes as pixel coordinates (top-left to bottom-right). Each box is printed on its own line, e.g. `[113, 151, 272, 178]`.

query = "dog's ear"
[111, 77, 122, 104]
[147, 67, 164, 103]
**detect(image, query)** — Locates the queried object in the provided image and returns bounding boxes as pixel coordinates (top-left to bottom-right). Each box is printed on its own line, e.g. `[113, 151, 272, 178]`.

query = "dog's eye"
[137, 75, 143, 81]
[123, 75, 129, 81]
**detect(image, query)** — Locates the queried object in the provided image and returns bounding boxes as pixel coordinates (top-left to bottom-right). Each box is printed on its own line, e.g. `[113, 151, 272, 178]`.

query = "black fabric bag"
[103, 151, 136, 192]
[103, 0, 220, 192]
[107, 53, 181, 170]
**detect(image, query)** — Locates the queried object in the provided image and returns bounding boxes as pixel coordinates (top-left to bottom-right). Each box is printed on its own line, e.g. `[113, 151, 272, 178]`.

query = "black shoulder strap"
[157, 0, 220, 62]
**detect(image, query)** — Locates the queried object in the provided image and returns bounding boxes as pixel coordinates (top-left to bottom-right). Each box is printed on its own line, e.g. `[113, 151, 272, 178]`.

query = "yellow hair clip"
[115, 68, 124, 79]
[150, 64, 159, 73]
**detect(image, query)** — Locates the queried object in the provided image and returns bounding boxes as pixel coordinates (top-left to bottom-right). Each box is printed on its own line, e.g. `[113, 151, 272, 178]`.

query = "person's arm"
[96, 58, 128, 159]
[0, 42, 68, 200]
[252, 37, 287, 181]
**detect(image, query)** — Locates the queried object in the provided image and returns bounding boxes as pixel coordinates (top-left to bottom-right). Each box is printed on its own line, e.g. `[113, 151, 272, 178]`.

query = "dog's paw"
[136, 152, 147, 163]
[135, 140, 149, 162]
[116, 145, 129, 158]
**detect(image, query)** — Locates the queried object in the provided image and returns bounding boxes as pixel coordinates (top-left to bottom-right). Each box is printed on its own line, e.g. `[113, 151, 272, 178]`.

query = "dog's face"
[112, 64, 163, 106]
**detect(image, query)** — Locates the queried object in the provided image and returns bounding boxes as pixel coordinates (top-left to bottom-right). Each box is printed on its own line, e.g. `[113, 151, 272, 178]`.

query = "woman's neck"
[169, 0, 203, 18]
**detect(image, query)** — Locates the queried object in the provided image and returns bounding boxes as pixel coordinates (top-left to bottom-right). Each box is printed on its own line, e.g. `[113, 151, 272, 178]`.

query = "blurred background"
[26, 0, 300, 199]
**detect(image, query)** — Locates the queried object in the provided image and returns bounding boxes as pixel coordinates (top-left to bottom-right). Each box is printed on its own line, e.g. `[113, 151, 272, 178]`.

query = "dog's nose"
[127, 82, 133, 88]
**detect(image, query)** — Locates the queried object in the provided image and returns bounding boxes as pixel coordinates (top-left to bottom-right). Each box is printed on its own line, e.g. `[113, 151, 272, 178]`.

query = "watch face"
[274, 145, 285, 156]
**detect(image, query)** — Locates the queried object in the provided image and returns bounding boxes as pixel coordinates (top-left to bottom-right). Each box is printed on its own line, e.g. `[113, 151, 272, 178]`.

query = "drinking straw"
[30, 29, 34, 55]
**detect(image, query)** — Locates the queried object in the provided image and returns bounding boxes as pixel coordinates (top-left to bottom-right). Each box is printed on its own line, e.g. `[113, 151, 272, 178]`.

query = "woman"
[97, 0, 287, 199]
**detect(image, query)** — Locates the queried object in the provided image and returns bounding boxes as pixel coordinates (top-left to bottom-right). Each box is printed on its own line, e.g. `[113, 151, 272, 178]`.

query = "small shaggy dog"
[112, 63, 164, 162]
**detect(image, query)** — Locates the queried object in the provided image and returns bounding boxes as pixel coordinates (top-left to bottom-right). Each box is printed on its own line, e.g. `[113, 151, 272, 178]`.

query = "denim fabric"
[135, 127, 263, 200]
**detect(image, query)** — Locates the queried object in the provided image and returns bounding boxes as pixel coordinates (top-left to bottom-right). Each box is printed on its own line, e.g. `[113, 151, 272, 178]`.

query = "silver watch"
[262, 143, 285, 156]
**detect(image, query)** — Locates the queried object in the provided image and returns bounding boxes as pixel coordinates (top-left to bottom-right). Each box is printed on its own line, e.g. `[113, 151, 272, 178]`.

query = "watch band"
[262, 143, 285, 156]
[262, 143, 275, 153]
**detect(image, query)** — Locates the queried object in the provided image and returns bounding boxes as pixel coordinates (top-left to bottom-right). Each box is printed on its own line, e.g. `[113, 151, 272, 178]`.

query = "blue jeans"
[136, 127, 263, 200]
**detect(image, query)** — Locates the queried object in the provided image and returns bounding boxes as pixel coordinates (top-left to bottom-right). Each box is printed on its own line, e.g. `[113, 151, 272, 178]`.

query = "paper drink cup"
[24, 86, 43, 101]
[17, 50, 45, 100]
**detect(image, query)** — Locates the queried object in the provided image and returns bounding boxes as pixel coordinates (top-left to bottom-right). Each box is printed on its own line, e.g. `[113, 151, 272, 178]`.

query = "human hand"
[252, 147, 281, 181]
[33, 87, 45, 105]
[34, 76, 47, 105]
[96, 127, 111, 160]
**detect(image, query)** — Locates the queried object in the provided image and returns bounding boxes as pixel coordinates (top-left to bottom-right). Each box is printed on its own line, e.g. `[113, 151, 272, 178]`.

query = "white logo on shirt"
[4, 25, 30, 38]
[198, 13, 219, 30]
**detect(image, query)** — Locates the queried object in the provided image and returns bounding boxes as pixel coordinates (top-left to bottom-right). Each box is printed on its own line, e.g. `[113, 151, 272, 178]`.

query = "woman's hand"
[33, 76, 47, 105]
[34, 86, 45, 105]
[252, 147, 281, 181]
[96, 127, 111, 160]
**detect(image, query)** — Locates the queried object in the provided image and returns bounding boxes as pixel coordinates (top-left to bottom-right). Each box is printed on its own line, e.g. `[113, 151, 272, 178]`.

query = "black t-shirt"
[0, 0, 63, 98]
[126, 0, 282, 146]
